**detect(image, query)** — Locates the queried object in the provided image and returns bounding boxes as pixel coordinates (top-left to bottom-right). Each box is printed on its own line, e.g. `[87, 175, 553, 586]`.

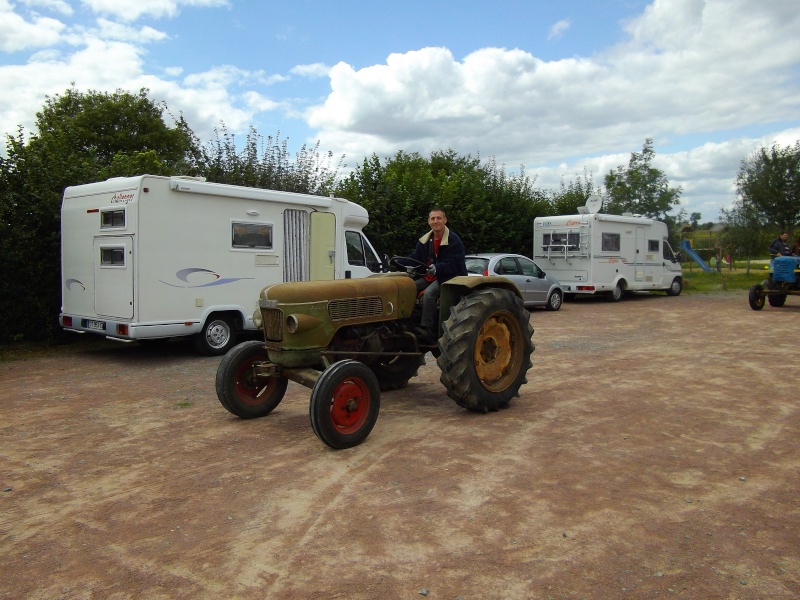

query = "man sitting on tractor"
[409, 208, 467, 341]
[769, 231, 792, 259]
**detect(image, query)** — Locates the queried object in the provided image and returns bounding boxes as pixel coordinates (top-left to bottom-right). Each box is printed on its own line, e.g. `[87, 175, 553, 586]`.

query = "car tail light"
[117, 324, 129, 335]
[62, 316, 73, 326]
[577, 285, 596, 291]
[483, 269, 489, 276]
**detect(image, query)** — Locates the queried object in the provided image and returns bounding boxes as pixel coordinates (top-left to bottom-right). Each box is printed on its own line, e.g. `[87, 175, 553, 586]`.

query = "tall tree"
[736, 141, 800, 232]
[336, 150, 549, 258]
[549, 168, 596, 215]
[0, 87, 200, 343]
[603, 139, 682, 220]
[198, 126, 343, 195]
[719, 200, 771, 273]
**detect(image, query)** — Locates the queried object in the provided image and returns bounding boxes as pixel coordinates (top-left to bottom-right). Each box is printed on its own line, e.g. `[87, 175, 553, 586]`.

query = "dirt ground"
[1, 292, 799, 599]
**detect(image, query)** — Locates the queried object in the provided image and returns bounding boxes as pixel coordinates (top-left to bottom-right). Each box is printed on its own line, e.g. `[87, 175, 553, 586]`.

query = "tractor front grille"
[263, 308, 283, 341]
[328, 296, 384, 321]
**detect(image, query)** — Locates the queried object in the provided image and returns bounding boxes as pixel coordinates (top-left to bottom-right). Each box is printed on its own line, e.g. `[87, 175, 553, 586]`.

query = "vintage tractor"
[215, 257, 535, 449]
[748, 256, 800, 310]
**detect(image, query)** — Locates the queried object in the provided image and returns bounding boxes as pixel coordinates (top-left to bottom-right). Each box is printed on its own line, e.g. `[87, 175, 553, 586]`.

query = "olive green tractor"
[215, 257, 535, 449]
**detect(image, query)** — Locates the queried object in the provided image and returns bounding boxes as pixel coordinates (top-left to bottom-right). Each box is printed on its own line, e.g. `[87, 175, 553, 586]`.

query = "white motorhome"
[533, 210, 683, 301]
[60, 175, 385, 354]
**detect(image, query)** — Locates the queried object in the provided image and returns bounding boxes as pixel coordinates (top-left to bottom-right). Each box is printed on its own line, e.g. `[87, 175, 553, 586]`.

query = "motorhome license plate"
[87, 320, 105, 331]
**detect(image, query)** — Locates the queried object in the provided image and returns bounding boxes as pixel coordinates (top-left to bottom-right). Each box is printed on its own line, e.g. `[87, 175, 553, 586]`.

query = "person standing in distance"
[409, 208, 467, 341]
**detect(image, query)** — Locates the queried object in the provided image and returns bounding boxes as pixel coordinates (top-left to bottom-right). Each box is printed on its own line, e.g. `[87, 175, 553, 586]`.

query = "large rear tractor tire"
[768, 293, 787, 307]
[370, 346, 424, 391]
[310, 360, 381, 449]
[437, 288, 534, 413]
[748, 284, 765, 311]
[216, 340, 288, 418]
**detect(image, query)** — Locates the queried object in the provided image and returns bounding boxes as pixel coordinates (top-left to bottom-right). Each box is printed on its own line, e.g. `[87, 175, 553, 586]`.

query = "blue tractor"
[748, 256, 800, 310]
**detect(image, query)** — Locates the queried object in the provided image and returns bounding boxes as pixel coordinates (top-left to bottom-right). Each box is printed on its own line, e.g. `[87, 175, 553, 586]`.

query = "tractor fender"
[439, 276, 523, 325]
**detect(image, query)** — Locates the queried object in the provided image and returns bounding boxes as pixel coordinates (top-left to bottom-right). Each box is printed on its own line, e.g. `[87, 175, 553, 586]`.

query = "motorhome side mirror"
[381, 254, 390, 273]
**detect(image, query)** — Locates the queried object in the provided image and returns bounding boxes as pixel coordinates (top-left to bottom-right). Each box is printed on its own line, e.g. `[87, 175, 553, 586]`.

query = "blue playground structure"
[680, 240, 712, 272]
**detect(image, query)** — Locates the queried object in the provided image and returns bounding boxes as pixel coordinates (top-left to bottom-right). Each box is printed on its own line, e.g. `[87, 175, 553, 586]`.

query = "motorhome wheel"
[194, 315, 237, 355]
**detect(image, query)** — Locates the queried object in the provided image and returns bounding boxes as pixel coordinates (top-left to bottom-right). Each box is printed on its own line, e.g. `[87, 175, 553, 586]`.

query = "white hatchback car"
[465, 253, 563, 311]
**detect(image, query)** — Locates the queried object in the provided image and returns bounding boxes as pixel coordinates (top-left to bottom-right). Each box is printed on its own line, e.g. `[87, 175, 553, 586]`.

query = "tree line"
[1, 88, 796, 343]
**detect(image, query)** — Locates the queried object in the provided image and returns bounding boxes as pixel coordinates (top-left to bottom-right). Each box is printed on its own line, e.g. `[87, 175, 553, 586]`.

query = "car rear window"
[466, 257, 489, 274]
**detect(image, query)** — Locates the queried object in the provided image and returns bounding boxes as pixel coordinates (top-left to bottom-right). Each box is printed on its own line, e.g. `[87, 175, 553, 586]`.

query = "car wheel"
[545, 289, 563, 311]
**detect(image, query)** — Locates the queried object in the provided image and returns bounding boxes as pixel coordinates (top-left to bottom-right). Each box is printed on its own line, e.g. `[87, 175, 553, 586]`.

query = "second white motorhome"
[60, 175, 385, 354]
[533, 211, 683, 301]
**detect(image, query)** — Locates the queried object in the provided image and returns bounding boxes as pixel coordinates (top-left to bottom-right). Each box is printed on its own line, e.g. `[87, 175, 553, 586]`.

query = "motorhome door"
[310, 211, 336, 280]
[634, 226, 645, 281]
[93, 236, 134, 319]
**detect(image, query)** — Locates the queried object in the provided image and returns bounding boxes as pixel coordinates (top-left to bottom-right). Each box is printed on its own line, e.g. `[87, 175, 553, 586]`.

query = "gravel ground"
[1, 291, 799, 599]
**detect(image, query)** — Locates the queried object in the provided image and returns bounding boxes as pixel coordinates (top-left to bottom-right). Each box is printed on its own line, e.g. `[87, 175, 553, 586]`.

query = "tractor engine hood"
[260, 272, 416, 306]
[257, 274, 418, 359]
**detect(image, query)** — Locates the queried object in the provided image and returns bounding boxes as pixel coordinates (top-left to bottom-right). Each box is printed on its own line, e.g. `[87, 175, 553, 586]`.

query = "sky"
[1, 0, 799, 221]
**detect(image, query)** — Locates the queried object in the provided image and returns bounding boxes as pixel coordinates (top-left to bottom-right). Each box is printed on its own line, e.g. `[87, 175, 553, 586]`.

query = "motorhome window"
[345, 231, 366, 266]
[542, 232, 580, 250]
[100, 247, 125, 265]
[232, 222, 273, 249]
[648, 240, 659, 252]
[663, 242, 677, 262]
[601, 233, 621, 252]
[100, 209, 125, 228]
[360, 233, 382, 272]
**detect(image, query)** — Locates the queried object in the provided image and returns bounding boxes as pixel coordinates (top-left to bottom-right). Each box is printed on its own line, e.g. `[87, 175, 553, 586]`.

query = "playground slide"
[681, 240, 712, 272]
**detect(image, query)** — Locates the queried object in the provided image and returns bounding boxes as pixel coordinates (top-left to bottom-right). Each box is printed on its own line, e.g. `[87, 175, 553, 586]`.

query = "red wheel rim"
[235, 358, 276, 406]
[329, 377, 371, 434]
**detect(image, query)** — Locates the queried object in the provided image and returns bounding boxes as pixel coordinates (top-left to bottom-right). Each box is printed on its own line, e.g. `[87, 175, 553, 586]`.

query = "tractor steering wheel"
[389, 256, 428, 276]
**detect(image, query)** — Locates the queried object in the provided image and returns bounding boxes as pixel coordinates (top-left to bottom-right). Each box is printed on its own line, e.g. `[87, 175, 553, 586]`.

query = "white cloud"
[242, 91, 283, 113]
[0, 4, 64, 51]
[304, 1, 800, 218]
[548, 19, 571, 41]
[81, 0, 229, 22]
[291, 63, 330, 79]
[94, 18, 168, 42]
[0, 35, 261, 144]
[0, 0, 798, 221]
[21, 0, 73, 16]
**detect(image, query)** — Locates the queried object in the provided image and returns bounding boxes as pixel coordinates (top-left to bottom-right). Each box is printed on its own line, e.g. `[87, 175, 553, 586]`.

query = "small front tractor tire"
[437, 288, 534, 413]
[748, 284, 765, 311]
[216, 340, 288, 418]
[310, 360, 381, 449]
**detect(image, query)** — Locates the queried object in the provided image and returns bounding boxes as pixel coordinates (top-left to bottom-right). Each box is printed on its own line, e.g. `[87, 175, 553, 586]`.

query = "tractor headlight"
[253, 309, 263, 328]
[285, 313, 321, 334]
